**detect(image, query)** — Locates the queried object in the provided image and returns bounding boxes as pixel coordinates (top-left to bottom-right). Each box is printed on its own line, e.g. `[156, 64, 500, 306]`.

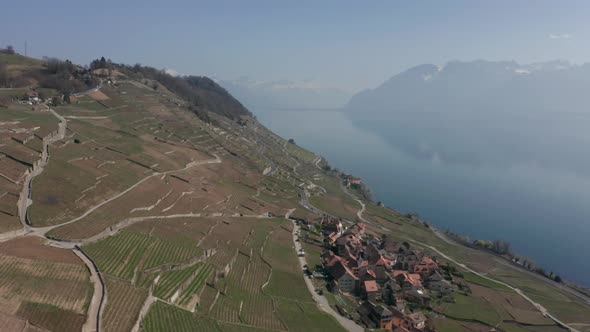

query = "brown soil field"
[0, 215, 20, 233]
[468, 282, 554, 325]
[433, 316, 491, 331]
[0, 237, 81, 264]
[198, 218, 259, 251]
[126, 216, 217, 243]
[0, 311, 50, 332]
[0, 157, 28, 182]
[0, 310, 29, 332]
[0, 141, 40, 165]
[88, 90, 110, 101]
[0, 254, 91, 314]
[102, 276, 148, 332]
[16, 301, 86, 332]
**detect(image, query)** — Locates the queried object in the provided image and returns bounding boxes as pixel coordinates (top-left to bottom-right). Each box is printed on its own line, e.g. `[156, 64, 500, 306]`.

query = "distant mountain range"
[346, 60, 590, 114]
[221, 77, 351, 110]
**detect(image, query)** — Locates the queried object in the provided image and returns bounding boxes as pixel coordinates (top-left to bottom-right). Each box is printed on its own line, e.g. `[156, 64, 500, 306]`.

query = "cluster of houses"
[17, 91, 43, 106]
[319, 217, 454, 331]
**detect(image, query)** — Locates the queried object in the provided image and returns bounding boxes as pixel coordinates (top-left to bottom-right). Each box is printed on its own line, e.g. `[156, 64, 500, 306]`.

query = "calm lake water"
[256, 108, 590, 286]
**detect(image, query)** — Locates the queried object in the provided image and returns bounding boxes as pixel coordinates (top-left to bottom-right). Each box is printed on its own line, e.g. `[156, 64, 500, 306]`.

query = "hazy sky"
[2, 0, 589, 91]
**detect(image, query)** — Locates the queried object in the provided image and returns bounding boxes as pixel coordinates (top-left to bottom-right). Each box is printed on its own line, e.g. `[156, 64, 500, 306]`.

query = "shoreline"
[321, 155, 590, 304]
[256, 107, 590, 288]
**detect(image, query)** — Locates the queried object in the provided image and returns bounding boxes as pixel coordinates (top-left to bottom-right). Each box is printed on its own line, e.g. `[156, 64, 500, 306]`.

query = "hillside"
[111, 62, 252, 120]
[0, 53, 589, 332]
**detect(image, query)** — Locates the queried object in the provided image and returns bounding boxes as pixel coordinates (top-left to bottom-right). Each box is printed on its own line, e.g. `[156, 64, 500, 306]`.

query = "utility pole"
[24, 41, 27, 56]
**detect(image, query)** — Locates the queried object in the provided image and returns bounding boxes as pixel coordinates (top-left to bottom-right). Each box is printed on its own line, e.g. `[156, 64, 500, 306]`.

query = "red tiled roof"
[370, 254, 391, 267]
[329, 260, 356, 280]
[322, 252, 341, 268]
[394, 271, 422, 288]
[364, 280, 378, 292]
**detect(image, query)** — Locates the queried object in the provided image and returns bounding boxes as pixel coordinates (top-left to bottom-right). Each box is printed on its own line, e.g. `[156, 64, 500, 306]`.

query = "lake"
[256, 108, 590, 286]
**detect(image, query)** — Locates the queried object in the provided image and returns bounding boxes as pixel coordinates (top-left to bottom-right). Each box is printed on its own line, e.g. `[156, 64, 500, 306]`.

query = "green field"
[462, 272, 512, 291]
[144, 301, 221, 332]
[154, 263, 213, 304]
[83, 231, 202, 281]
[442, 293, 502, 326]
[276, 300, 345, 332]
[178, 264, 214, 306]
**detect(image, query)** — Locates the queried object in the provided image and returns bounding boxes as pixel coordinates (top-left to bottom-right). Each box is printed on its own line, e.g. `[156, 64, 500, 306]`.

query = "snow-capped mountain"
[346, 60, 590, 114]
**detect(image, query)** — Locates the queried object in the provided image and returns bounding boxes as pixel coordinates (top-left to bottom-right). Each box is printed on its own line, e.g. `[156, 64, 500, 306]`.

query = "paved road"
[74, 250, 104, 332]
[288, 213, 363, 332]
[72, 80, 103, 97]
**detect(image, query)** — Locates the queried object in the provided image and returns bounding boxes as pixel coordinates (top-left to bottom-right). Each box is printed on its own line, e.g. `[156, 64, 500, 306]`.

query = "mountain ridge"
[346, 59, 590, 114]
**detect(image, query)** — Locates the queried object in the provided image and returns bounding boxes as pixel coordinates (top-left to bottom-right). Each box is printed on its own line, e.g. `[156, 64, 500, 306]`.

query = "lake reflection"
[256, 108, 590, 286]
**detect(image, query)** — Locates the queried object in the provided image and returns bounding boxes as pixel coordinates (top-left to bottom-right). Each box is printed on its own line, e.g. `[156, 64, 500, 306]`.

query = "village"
[294, 212, 460, 332]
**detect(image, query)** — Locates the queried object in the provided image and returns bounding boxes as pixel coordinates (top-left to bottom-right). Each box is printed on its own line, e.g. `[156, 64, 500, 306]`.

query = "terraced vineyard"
[153, 263, 211, 303]
[0, 253, 92, 314]
[176, 264, 214, 308]
[102, 277, 148, 332]
[143, 301, 221, 332]
[83, 231, 202, 281]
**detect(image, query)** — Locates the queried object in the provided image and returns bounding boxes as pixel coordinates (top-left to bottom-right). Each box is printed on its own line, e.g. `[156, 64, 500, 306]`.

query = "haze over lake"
[256, 108, 590, 286]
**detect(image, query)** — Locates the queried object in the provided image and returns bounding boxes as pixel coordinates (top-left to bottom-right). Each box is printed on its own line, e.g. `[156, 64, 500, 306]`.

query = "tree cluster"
[37, 58, 96, 93]
[0, 45, 15, 54]
[0, 62, 7, 87]
[472, 239, 512, 255]
[98, 60, 251, 121]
